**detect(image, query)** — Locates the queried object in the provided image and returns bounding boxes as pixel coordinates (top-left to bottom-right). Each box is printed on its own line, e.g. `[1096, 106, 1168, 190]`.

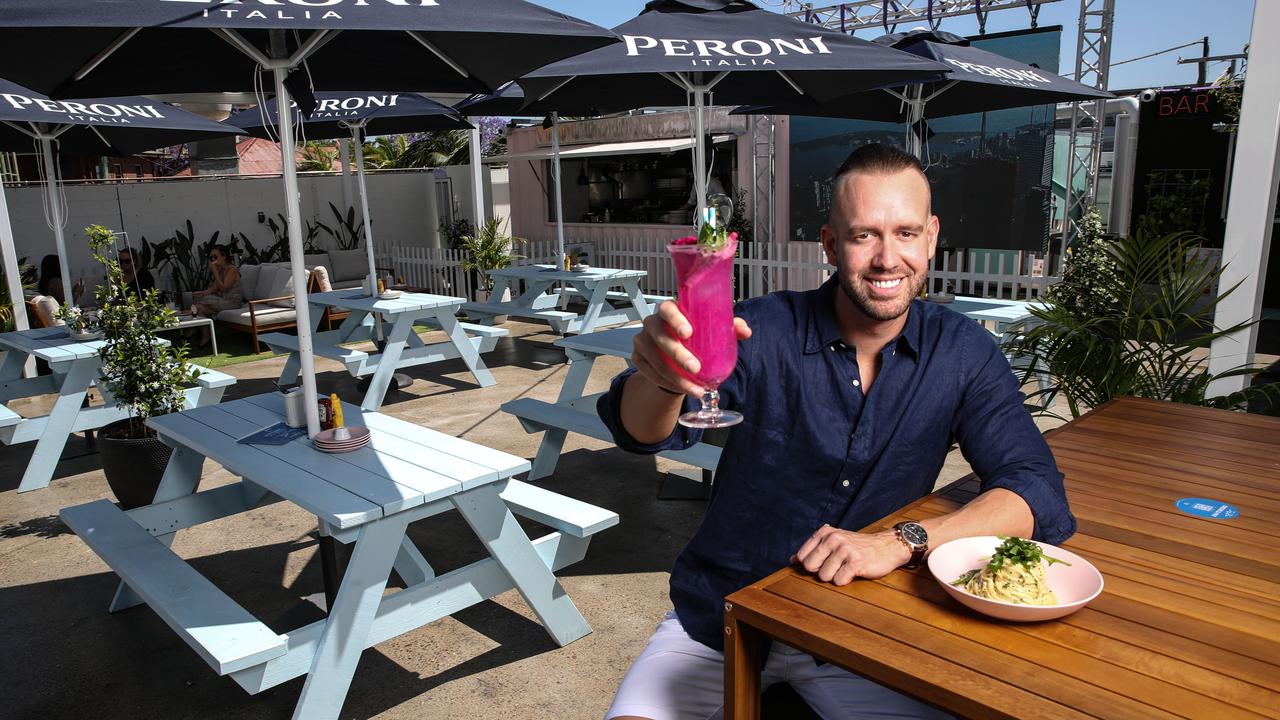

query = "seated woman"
[191, 244, 243, 348]
[37, 254, 83, 307]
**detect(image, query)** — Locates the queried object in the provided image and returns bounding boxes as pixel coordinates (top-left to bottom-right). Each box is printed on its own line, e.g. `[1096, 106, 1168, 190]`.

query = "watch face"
[900, 523, 927, 547]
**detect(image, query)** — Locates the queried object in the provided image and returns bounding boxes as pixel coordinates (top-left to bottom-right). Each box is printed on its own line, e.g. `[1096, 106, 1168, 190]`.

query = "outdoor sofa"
[215, 248, 383, 353]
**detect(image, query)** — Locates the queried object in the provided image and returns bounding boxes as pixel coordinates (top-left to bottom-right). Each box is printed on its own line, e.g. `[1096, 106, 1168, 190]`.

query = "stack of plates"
[379, 289, 402, 300]
[312, 426, 371, 453]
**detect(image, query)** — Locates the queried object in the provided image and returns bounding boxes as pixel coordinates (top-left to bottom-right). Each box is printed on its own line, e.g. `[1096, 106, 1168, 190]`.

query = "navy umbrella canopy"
[518, 0, 948, 223]
[0, 78, 244, 304]
[0, 0, 619, 99]
[0, 79, 243, 156]
[226, 91, 471, 139]
[227, 91, 471, 293]
[733, 29, 1112, 155]
[519, 0, 947, 111]
[0, 0, 619, 440]
[736, 29, 1112, 120]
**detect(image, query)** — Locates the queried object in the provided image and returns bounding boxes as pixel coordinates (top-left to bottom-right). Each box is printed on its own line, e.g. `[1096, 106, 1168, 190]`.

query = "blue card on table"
[237, 422, 307, 446]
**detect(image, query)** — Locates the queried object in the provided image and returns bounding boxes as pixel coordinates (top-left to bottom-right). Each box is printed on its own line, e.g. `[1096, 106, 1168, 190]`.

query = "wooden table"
[463, 265, 664, 335]
[0, 325, 234, 492]
[724, 397, 1280, 719]
[60, 392, 618, 720]
[262, 289, 506, 411]
[501, 325, 720, 480]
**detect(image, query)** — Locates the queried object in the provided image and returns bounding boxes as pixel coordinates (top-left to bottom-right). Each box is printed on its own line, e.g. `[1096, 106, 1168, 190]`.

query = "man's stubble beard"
[837, 269, 928, 322]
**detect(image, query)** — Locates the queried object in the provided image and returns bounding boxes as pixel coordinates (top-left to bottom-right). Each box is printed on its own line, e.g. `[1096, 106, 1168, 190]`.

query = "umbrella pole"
[551, 112, 566, 268]
[38, 137, 73, 300]
[0, 184, 30, 337]
[271, 57, 321, 438]
[352, 124, 379, 290]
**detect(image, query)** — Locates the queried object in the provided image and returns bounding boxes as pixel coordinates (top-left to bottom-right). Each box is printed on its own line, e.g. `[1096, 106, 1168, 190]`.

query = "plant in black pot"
[86, 224, 199, 509]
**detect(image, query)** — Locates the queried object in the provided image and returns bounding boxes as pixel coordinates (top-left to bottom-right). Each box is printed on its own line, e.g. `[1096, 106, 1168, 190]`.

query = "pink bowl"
[927, 536, 1104, 622]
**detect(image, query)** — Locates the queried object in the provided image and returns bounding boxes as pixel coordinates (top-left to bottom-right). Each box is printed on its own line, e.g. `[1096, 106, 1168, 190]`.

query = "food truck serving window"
[492, 136, 735, 226]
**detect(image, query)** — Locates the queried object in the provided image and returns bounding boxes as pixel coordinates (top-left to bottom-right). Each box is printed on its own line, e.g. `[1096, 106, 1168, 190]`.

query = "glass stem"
[700, 389, 721, 419]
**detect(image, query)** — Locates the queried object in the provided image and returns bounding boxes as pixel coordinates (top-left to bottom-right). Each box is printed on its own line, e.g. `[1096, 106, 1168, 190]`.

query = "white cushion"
[264, 265, 297, 307]
[239, 264, 262, 301]
[215, 306, 297, 327]
[328, 249, 368, 284]
[310, 265, 333, 293]
[304, 253, 334, 283]
[29, 295, 61, 327]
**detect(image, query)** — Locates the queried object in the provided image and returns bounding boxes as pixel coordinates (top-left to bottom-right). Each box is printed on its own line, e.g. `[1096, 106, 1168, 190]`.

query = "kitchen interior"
[547, 139, 737, 226]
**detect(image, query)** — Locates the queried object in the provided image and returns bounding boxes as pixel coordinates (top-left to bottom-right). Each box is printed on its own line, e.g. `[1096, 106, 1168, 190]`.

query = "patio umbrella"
[0, 78, 245, 309]
[732, 29, 1114, 156]
[227, 91, 472, 290]
[517, 0, 948, 224]
[0, 1, 618, 438]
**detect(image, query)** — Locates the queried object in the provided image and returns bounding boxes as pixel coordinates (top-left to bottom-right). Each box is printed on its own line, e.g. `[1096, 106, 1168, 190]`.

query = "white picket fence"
[390, 239, 1059, 303]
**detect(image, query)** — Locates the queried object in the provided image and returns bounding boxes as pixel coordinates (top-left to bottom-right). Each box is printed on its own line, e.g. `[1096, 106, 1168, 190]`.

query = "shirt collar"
[804, 276, 923, 358]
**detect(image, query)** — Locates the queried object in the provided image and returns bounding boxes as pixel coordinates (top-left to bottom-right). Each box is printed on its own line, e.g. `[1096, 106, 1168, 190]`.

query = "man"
[597, 144, 1073, 720]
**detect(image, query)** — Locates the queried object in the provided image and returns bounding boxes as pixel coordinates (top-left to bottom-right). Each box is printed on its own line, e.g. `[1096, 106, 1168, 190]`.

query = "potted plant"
[460, 216, 525, 309]
[85, 224, 200, 508]
[1004, 214, 1278, 418]
[56, 304, 102, 341]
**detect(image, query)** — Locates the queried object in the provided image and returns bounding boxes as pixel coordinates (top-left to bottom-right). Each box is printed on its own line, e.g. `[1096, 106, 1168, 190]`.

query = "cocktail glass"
[668, 234, 742, 428]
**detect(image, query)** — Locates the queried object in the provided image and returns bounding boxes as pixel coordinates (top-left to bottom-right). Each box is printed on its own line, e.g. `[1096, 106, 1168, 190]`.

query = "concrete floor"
[0, 319, 1041, 720]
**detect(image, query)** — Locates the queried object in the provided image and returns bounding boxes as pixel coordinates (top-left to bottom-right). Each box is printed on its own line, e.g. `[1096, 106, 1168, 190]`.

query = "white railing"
[390, 239, 1058, 303]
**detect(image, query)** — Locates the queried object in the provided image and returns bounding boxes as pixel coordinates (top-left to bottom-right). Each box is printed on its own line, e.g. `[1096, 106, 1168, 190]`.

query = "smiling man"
[597, 143, 1074, 720]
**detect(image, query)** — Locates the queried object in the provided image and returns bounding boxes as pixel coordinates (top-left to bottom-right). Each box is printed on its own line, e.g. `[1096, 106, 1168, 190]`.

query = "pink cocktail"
[668, 234, 742, 428]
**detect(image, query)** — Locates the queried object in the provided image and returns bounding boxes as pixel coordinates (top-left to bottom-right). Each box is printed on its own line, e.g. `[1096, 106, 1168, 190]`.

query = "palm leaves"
[1006, 229, 1276, 417]
[361, 131, 471, 169]
[459, 217, 524, 292]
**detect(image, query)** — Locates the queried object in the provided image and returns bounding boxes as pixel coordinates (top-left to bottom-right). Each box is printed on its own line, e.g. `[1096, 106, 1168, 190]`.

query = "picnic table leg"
[393, 535, 435, 586]
[279, 352, 302, 386]
[453, 483, 592, 646]
[0, 346, 27, 380]
[432, 309, 496, 389]
[574, 281, 614, 335]
[619, 278, 655, 320]
[359, 315, 414, 411]
[110, 445, 207, 612]
[528, 350, 595, 481]
[292, 515, 409, 720]
[17, 359, 96, 492]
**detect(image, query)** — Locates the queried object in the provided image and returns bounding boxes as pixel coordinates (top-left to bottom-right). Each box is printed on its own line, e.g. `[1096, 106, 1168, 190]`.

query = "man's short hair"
[829, 143, 930, 222]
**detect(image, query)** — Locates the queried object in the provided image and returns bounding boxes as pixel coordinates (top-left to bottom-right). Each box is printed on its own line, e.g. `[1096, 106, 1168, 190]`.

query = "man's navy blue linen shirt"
[598, 278, 1075, 651]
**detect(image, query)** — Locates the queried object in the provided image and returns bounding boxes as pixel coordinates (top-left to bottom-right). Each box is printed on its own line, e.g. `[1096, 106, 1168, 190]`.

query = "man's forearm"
[919, 488, 1034, 554]
[619, 373, 686, 445]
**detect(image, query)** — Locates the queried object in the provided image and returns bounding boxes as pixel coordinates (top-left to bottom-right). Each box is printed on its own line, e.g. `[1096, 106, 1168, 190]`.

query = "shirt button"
[852, 379, 860, 387]
[842, 479, 851, 487]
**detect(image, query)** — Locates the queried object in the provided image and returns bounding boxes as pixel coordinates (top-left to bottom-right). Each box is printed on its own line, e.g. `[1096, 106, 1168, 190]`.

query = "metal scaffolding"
[1061, 0, 1116, 255]
[782, 0, 1059, 36]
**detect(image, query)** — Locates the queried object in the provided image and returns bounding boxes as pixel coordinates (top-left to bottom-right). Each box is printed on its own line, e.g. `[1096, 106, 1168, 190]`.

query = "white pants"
[605, 613, 952, 720]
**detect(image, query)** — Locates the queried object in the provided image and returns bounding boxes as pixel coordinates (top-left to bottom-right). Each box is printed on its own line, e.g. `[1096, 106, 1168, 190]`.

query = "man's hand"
[791, 524, 910, 585]
[631, 300, 751, 397]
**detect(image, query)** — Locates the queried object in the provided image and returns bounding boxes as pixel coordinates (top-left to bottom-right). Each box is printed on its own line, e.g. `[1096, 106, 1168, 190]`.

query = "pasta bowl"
[927, 536, 1104, 622]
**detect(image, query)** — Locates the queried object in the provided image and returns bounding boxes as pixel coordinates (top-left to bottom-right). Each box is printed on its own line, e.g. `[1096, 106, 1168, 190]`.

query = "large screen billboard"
[788, 26, 1063, 251]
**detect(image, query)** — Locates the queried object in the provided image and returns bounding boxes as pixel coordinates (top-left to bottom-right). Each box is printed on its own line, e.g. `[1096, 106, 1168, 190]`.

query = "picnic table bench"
[263, 290, 507, 411]
[61, 392, 617, 720]
[463, 265, 657, 335]
[0, 325, 234, 492]
[501, 325, 723, 481]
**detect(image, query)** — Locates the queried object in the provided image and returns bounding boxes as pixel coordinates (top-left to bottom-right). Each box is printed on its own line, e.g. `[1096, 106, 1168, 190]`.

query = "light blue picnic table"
[464, 264, 665, 335]
[263, 289, 506, 411]
[502, 325, 722, 481]
[60, 392, 617, 720]
[0, 325, 233, 492]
